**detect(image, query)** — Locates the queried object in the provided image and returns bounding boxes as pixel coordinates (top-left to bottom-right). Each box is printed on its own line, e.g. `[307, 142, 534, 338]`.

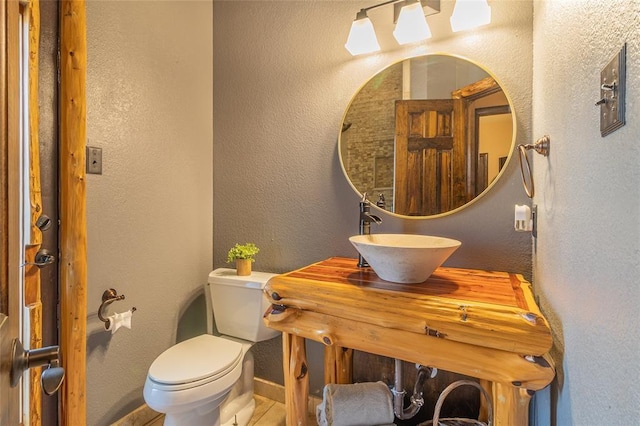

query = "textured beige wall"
[85, 1, 213, 424]
[532, 0, 640, 424]
[214, 0, 534, 397]
[75, 0, 640, 423]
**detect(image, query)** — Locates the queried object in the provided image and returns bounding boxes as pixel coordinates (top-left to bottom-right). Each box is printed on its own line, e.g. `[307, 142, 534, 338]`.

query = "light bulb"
[450, 0, 492, 32]
[393, 0, 432, 45]
[345, 10, 381, 56]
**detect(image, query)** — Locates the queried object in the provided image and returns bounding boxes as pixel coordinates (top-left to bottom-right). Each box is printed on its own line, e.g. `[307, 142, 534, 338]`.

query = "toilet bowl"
[143, 269, 279, 426]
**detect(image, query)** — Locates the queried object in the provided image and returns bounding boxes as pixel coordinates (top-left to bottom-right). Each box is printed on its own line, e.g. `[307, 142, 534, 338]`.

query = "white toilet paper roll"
[105, 309, 133, 334]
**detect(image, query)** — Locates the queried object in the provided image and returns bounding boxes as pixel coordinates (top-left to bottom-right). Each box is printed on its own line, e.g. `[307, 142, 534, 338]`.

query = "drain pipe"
[392, 360, 437, 420]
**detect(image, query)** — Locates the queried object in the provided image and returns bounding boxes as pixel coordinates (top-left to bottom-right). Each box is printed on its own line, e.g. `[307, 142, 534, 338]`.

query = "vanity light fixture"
[345, 0, 492, 56]
[346, 0, 439, 55]
[450, 0, 491, 32]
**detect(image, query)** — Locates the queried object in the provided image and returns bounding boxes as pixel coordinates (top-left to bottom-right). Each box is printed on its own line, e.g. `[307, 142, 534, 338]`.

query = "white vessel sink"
[349, 234, 461, 284]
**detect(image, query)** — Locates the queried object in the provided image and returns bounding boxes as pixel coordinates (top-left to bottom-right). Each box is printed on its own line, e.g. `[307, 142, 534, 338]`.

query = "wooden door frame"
[1, 0, 86, 423]
[473, 105, 511, 194]
[0, 0, 21, 422]
[23, 1, 47, 424]
[59, 0, 87, 424]
[451, 76, 501, 203]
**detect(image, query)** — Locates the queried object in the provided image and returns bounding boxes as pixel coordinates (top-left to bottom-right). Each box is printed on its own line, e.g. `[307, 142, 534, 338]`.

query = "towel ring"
[98, 288, 136, 328]
[517, 135, 550, 198]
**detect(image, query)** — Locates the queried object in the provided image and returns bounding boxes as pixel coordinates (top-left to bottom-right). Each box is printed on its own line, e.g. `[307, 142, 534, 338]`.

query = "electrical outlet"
[86, 146, 102, 174]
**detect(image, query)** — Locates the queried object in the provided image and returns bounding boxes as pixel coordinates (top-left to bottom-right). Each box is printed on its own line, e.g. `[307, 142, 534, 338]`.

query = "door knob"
[10, 338, 65, 396]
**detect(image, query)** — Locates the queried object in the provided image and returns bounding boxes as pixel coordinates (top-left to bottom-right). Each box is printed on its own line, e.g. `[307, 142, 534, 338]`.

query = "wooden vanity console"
[263, 257, 555, 426]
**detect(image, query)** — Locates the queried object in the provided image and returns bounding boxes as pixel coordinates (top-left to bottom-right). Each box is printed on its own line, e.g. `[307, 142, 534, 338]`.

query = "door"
[1, 0, 23, 423]
[394, 98, 467, 216]
[3, 2, 62, 424]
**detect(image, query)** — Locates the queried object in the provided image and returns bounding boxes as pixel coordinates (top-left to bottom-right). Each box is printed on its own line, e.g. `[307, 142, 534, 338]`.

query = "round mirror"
[339, 54, 515, 218]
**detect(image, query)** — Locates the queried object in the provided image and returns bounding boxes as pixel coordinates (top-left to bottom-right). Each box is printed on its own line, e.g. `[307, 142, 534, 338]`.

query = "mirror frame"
[338, 53, 517, 219]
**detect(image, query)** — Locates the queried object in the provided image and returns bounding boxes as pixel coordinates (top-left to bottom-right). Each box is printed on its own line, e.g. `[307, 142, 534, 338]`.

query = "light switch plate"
[86, 146, 102, 174]
[599, 44, 626, 137]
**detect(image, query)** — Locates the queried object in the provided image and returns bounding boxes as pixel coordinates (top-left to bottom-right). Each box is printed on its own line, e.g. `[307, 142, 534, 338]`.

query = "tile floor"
[141, 394, 316, 425]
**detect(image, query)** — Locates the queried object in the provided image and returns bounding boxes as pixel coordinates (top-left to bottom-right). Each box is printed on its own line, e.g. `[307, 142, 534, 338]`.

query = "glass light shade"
[393, 0, 432, 45]
[345, 13, 380, 56]
[450, 0, 492, 32]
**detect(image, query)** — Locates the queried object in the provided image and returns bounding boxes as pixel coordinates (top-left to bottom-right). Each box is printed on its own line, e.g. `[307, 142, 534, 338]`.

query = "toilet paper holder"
[98, 288, 136, 329]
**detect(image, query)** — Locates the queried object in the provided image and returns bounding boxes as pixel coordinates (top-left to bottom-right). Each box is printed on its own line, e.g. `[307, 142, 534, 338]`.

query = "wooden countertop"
[264, 257, 552, 356]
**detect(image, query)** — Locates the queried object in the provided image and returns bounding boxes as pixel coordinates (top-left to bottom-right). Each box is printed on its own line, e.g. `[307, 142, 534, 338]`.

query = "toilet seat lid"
[148, 334, 242, 385]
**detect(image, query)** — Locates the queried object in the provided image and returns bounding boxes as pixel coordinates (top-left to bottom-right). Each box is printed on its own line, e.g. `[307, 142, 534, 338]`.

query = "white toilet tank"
[208, 268, 280, 342]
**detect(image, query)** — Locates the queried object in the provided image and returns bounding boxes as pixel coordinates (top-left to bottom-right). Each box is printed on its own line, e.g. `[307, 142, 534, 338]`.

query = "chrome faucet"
[358, 193, 382, 268]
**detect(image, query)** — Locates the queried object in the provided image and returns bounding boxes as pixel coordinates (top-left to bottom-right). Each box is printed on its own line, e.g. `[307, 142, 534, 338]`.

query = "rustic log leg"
[283, 333, 308, 426]
[323, 345, 337, 385]
[492, 382, 533, 426]
[335, 346, 353, 384]
[324, 346, 353, 385]
[478, 379, 491, 423]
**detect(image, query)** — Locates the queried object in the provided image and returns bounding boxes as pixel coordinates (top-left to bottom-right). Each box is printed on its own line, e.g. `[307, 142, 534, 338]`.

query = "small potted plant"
[226, 243, 260, 276]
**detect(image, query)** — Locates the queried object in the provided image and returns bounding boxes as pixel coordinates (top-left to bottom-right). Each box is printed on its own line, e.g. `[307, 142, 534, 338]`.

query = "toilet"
[143, 269, 280, 426]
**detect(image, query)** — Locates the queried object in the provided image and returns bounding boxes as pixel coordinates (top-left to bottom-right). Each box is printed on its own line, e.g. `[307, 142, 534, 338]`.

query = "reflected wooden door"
[394, 99, 467, 216]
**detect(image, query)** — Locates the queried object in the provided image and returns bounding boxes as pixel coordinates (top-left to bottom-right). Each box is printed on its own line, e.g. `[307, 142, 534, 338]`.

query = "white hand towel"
[316, 381, 395, 426]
